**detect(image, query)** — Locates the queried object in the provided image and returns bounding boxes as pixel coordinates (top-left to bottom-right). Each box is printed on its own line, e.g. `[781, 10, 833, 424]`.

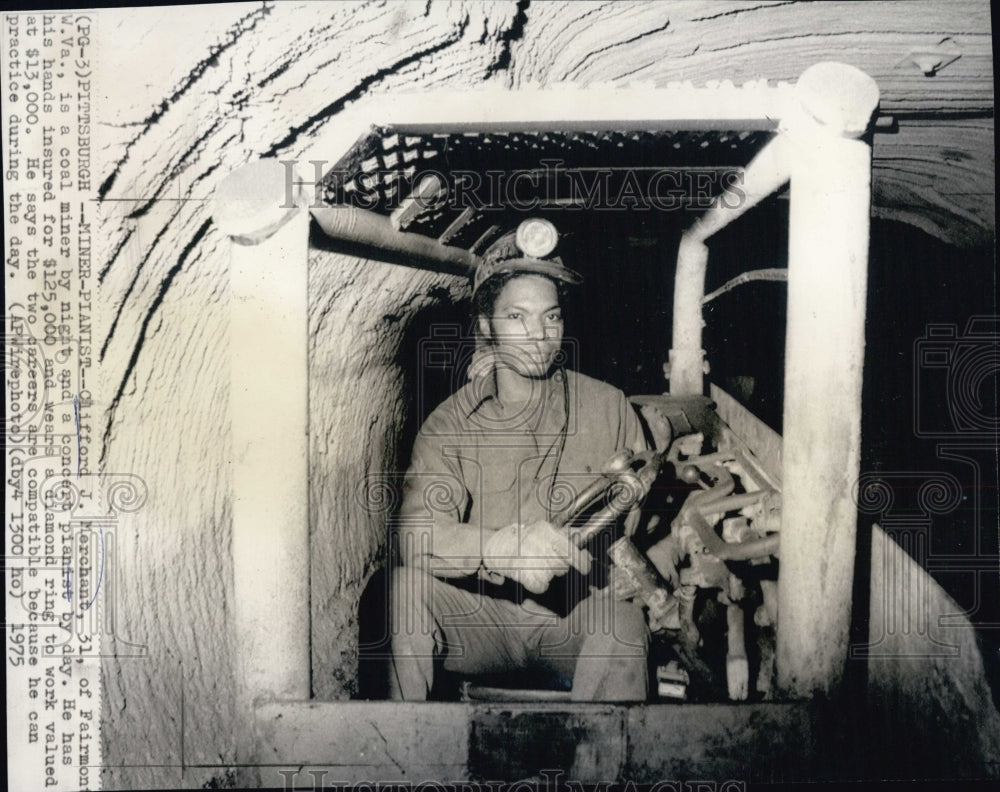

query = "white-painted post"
[213, 160, 311, 704]
[669, 236, 709, 396]
[777, 63, 880, 698]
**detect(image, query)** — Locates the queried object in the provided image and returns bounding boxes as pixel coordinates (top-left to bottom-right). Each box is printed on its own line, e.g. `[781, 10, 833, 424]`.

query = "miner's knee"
[605, 596, 650, 655]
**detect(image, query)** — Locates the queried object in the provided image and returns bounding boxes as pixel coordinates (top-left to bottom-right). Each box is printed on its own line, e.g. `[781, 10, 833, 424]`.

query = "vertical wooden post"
[213, 160, 311, 704]
[777, 63, 880, 698]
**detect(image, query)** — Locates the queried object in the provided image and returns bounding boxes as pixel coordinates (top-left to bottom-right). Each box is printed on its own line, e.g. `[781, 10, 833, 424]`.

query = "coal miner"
[389, 218, 653, 701]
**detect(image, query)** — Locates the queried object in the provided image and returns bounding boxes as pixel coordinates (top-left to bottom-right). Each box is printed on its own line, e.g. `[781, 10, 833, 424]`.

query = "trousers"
[388, 565, 650, 701]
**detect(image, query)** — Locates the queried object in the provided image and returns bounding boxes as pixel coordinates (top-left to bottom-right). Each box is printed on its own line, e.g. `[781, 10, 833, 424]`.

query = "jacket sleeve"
[396, 409, 490, 578]
[617, 391, 649, 536]
[617, 390, 649, 455]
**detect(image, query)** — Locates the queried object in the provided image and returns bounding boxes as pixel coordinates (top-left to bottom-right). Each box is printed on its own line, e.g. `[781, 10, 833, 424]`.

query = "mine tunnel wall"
[307, 251, 467, 700]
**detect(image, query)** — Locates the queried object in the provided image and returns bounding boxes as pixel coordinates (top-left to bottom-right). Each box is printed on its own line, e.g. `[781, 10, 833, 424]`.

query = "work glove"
[483, 520, 592, 594]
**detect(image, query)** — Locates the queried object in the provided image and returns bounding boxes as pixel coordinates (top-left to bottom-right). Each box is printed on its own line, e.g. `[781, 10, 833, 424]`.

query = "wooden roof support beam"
[212, 160, 311, 709]
[778, 63, 879, 700]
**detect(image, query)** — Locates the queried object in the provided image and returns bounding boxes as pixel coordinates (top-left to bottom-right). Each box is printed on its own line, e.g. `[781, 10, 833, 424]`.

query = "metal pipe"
[669, 111, 798, 397]
[696, 490, 775, 515]
[556, 452, 663, 545]
[684, 508, 780, 562]
[311, 204, 480, 277]
[669, 132, 793, 397]
[669, 235, 709, 396]
[686, 134, 792, 245]
[570, 484, 636, 546]
[702, 268, 788, 305]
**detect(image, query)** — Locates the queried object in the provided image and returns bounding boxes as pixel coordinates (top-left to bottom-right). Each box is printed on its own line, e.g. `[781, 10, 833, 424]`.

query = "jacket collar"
[461, 346, 566, 420]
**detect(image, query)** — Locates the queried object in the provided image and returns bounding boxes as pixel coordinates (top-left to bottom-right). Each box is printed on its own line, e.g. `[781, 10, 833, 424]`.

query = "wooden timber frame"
[211, 61, 880, 736]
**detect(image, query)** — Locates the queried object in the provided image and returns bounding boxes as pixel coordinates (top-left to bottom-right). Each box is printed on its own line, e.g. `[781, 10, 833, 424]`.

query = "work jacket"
[397, 363, 645, 577]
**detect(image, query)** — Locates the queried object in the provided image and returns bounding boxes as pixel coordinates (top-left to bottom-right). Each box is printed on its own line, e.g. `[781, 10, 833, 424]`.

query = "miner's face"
[479, 274, 564, 378]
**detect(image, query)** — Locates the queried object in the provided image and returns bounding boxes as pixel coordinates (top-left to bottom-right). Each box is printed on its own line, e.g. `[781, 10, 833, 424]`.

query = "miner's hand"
[483, 520, 593, 594]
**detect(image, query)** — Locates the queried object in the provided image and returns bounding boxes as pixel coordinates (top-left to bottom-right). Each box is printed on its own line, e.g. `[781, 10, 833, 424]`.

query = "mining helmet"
[472, 218, 583, 296]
